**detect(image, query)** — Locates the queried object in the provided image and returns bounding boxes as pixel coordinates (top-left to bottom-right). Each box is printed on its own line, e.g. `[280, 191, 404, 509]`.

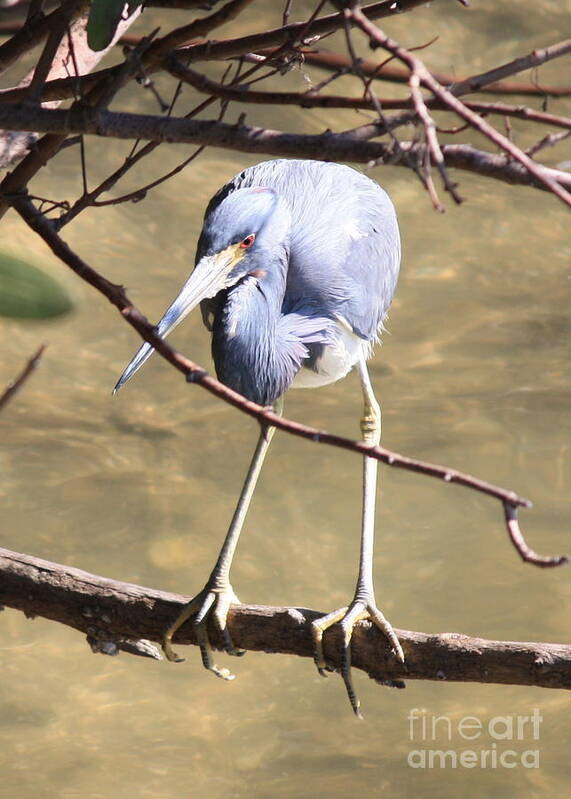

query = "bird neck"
[212, 253, 297, 405]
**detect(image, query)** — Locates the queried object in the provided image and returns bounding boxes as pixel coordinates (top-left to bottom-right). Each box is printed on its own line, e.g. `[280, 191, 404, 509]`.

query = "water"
[1, 2, 570, 797]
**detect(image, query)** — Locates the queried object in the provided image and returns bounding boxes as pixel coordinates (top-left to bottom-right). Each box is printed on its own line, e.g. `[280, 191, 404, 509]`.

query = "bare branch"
[298, 44, 571, 98]
[176, 0, 429, 62]
[160, 59, 571, 132]
[0, 0, 82, 75]
[409, 70, 461, 206]
[0, 0, 431, 105]
[504, 504, 567, 568]
[54, 57, 264, 227]
[348, 6, 571, 208]
[439, 142, 570, 190]
[143, 0, 257, 58]
[1, 546, 570, 690]
[0, 345, 45, 412]
[450, 38, 571, 98]
[1, 104, 570, 196]
[24, 7, 70, 102]
[0, 4, 142, 170]
[526, 130, 571, 158]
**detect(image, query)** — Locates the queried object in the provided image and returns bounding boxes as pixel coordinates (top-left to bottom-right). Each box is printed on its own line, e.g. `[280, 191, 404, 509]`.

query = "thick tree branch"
[1, 546, 570, 690]
[0, 104, 569, 196]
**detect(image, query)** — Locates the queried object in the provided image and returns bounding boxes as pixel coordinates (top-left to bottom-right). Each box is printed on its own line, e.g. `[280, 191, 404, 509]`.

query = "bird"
[114, 158, 402, 716]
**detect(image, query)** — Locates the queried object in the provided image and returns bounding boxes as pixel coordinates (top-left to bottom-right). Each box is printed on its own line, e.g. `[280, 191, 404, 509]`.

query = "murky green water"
[1, 2, 570, 797]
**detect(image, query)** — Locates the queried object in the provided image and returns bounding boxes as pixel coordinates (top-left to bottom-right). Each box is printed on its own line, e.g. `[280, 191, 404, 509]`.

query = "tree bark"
[1, 546, 570, 690]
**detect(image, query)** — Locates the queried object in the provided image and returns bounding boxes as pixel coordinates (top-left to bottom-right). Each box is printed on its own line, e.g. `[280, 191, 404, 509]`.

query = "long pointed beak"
[113, 249, 239, 394]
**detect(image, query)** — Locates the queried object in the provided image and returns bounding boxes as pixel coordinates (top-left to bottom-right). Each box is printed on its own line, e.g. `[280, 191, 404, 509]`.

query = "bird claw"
[311, 599, 404, 717]
[162, 584, 244, 679]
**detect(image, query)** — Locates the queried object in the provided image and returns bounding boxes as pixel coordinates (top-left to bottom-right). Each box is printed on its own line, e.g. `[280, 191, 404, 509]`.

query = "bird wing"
[336, 208, 401, 341]
[196, 159, 400, 341]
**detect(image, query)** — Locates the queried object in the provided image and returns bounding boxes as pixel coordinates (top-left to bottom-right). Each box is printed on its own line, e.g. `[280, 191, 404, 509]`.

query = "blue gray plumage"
[115, 159, 400, 406]
[114, 159, 404, 713]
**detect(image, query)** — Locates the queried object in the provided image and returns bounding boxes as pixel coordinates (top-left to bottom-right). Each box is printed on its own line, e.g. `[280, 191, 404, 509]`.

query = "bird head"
[113, 186, 290, 392]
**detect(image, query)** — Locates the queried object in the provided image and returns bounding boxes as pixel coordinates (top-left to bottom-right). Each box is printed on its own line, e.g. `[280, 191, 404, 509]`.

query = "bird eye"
[239, 234, 256, 249]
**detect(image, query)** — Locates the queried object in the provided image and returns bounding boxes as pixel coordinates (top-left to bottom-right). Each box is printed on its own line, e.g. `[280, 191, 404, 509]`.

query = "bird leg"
[163, 398, 283, 679]
[311, 356, 404, 717]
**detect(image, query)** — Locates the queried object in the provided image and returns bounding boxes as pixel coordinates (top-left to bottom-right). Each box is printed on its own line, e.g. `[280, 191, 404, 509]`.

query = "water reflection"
[1, 2, 570, 797]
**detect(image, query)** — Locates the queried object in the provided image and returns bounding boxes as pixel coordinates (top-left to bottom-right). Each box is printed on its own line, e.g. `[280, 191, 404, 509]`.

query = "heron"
[114, 158, 402, 716]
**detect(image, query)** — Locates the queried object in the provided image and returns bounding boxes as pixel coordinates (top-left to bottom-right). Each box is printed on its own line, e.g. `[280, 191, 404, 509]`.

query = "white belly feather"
[291, 317, 367, 390]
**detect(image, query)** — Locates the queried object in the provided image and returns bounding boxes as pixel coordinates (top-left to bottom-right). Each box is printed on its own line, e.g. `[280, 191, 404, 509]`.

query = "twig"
[89, 77, 235, 208]
[0, 0, 82, 75]
[295, 47, 571, 98]
[90, 145, 207, 206]
[450, 38, 571, 98]
[162, 61, 571, 131]
[173, 0, 428, 62]
[526, 130, 571, 158]
[0, 345, 46, 412]
[143, 0, 257, 59]
[504, 504, 567, 568]
[282, 0, 294, 26]
[0, 11, 144, 220]
[25, 8, 70, 102]
[1, 546, 570, 690]
[54, 53, 269, 227]
[348, 6, 571, 209]
[409, 69, 460, 207]
[338, 10, 419, 194]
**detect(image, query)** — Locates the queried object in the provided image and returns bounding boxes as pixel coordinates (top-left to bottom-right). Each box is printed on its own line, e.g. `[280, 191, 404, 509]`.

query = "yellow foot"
[311, 599, 404, 718]
[162, 585, 245, 680]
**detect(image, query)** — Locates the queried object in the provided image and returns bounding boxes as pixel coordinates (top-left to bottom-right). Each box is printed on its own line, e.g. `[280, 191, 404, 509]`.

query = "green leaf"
[0, 252, 73, 320]
[87, 0, 141, 52]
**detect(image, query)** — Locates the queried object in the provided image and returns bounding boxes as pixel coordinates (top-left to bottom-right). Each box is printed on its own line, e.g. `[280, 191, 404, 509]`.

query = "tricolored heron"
[115, 158, 402, 716]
